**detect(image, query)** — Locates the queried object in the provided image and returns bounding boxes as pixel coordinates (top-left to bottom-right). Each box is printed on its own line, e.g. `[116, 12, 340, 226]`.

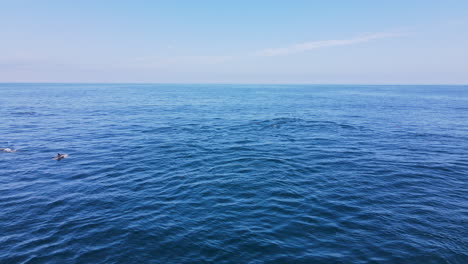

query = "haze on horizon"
[1, 0, 468, 84]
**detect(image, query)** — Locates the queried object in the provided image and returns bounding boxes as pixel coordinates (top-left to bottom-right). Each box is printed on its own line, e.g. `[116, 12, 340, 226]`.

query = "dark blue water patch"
[0, 83, 467, 264]
[10, 111, 39, 116]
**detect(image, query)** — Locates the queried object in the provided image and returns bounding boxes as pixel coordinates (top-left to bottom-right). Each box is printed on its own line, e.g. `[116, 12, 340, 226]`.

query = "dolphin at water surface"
[1, 148, 16, 153]
[53, 153, 68, 160]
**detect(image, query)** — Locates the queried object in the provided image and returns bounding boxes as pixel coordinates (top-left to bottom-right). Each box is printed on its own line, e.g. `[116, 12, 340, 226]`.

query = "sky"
[1, 0, 468, 84]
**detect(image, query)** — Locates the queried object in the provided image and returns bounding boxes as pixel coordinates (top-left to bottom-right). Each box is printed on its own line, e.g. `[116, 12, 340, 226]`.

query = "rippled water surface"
[1, 84, 467, 263]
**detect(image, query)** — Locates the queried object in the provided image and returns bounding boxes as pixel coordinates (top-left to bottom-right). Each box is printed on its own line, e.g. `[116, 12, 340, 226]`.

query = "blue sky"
[1, 0, 467, 84]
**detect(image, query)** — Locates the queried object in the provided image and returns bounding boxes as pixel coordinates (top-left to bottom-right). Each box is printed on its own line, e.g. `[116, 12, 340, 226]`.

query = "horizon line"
[0, 82, 467, 86]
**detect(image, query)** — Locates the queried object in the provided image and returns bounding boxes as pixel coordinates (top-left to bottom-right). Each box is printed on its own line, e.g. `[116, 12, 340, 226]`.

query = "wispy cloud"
[255, 32, 403, 56]
[126, 32, 404, 68]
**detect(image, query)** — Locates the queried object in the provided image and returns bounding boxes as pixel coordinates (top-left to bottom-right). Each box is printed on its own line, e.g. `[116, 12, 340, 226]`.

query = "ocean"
[1, 83, 467, 263]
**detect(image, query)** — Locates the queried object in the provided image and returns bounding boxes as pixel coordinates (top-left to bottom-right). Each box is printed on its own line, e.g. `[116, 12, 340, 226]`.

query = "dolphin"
[53, 153, 68, 160]
[1, 148, 16, 153]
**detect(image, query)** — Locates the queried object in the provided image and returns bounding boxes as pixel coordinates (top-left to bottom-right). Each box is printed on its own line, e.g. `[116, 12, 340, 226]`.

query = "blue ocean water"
[0, 83, 467, 264]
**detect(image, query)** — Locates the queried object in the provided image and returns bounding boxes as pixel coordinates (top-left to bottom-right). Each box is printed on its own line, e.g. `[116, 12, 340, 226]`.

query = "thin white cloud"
[127, 32, 404, 68]
[256, 32, 403, 56]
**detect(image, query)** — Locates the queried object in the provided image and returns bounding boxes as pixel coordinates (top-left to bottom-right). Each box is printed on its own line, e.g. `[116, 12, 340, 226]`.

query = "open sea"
[0, 83, 467, 264]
